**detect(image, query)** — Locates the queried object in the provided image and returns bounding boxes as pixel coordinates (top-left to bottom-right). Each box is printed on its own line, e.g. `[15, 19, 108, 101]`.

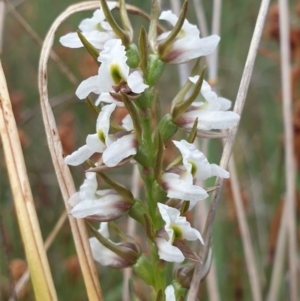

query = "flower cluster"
[61, 1, 240, 300]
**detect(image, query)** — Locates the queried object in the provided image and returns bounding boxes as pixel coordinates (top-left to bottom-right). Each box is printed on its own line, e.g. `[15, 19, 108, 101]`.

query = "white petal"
[217, 97, 232, 111]
[176, 217, 203, 243]
[188, 75, 199, 84]
[182, 110, 240, 130]
[168, 35, 220, 64]
[157, 203, 179, 226]
[161, 173, 208, 206]
[210, 164, 230, 178]
[96, 103, 116, 131]
[86, 133, 106, 153]
[76, 75, 100, 99]
[155, 237, 185, 262]
[70, 192, 125, 220]
[97, 39, 129, 86]
[78, 31, 113, 50]
[68, 192, 81, 207]
[173, 140, 212, 180]
[64, 145, 94, 166]
[103, 134, 137, 167]
[89, 236, 120, 266]
[127, 71, 148, 93]
[165, 285, 176, 301]
[122, 114, 133, 131]
[79, 172, 98, 200]
[59, 32, 83, 48]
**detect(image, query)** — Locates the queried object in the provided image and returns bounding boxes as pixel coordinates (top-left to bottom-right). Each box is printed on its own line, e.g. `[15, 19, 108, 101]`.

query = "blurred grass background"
[0, 0, 299, 300]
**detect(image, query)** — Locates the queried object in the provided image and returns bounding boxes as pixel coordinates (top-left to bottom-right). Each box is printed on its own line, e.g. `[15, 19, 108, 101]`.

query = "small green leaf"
[186, 118, 198, 143]
[133, 254, 156, 287]
[155, 290, 163, 301]
[121, 92, 142, 143]
[144, 213, 156, 240]
[152, 181, 167, 204]
[138, 27, 148, 75]
[172, 67, 206, 120]
[154, 132, 164, 183]
[100, 0, 130, 46]
[128, 199, 148, 227]
[155, 114, 178, 142]
[77, 30, 99, 62]
[126, 43, 140, 68]
[158, 1, 188, 57]
[180, 201, 190, 215]
[85, 97, 100, 116]
[146, 54, 165, 86]
[97, 172, 133, 203]
[119, 0, 133, 40]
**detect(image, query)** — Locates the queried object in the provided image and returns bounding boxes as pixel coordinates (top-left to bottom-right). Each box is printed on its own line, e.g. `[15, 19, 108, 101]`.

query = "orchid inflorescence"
[60, 1, 240, 300]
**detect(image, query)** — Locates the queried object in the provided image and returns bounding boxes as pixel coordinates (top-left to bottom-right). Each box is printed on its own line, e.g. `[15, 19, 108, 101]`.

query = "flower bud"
[89, 223, 140, 268]
[155, 114, 178, 142]
[175, 264, 195, 288]
[146, 54, 165, 86]
[126, 43, 140, 68]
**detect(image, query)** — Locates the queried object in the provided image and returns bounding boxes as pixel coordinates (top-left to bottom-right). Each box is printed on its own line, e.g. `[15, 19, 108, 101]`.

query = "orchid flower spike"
[60, 3, 117, 49]
[157, 11, 220, 64]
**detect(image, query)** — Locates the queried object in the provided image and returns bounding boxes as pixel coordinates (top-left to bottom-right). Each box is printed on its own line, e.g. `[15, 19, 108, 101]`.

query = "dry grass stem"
[9, 211, 68, 300]
[187, 0, 271, 300]
[0, 61, 58, 301]
[192, 0, 208, 38]
[228, 158, 262, 301]
[208, 0, 222, 83]
[195, 197, 220, 301]
[267, 1, 298, 300]
[38, 3, 109, 300]
[0, 0, 5, 54]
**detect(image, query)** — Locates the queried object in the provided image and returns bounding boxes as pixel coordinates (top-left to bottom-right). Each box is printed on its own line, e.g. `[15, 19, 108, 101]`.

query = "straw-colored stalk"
[267, 0, 298, 300]
[9, 211, 68, 301]
[187, 0, 271, 300]
[0, 61, 58, 301]
[228, 158, 262, 301]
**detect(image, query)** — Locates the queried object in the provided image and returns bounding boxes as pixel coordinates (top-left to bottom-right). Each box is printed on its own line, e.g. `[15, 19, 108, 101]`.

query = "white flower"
[173, 140, 229, 181]
[161, 172, 208, 207]
[64, 103, 115, 166]
[64, 104, 137, 167]
[155, 203, 203, 263]
[59, 3, 117, 49]
[165, 285, 176, 301]
[76, 39, 148, 99]
[90, 223, 122, 266]
[177, 77, 240, 131]
[69, 172, 132, 221]
[157, 11, 220, 64]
